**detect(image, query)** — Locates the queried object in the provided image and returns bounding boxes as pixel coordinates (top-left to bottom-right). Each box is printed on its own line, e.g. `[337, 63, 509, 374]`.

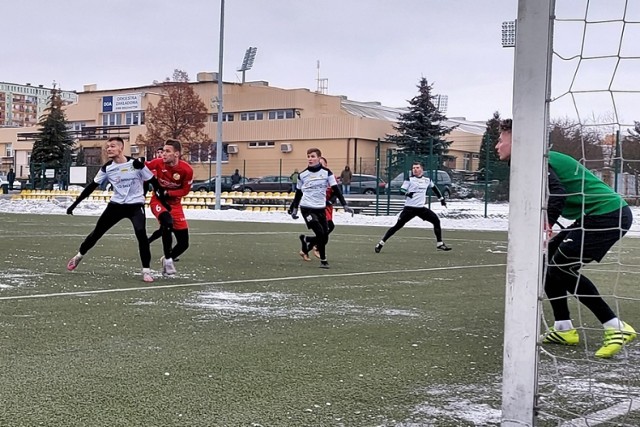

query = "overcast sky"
[5, 0, 518, 121]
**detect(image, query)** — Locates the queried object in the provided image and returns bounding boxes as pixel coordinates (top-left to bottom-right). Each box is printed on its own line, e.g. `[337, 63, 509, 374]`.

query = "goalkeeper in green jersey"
[497, 119, 635, 358]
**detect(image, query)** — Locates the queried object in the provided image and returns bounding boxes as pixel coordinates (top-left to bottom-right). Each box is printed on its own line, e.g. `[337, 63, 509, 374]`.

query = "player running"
[310, 156, 337, 259]
[375, 161, 452, 253]
[288, 148, 353, 268]
[145, 139, 193, 276]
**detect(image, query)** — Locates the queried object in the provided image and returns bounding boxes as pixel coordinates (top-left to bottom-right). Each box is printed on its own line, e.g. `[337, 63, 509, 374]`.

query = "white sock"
[437, 242, 444, 247]
[378, 240, 384, 246]
[554, 320, 574, 331]
[142, 268, 151, 274]
[76, 252, 83, 259]
[603, 318, 623, 330]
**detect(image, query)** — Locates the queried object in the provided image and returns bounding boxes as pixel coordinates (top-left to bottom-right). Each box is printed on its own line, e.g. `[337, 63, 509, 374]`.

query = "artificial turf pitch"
[0, 213, 638, 426]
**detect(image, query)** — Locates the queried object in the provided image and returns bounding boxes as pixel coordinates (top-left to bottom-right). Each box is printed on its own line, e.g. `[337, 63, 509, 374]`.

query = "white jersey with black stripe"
[401, 175, 435, 208]
[93, 159, 154, 204]
[297, 166, 337, 209]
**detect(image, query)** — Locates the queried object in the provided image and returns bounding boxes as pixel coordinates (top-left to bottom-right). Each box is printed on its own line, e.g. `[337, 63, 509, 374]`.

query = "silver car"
[339, 174, 387, 195]
[0, 174, 21, 191]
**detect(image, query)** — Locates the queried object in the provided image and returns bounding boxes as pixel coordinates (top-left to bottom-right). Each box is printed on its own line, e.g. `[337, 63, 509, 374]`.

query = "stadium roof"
[340, 98, 486, 135]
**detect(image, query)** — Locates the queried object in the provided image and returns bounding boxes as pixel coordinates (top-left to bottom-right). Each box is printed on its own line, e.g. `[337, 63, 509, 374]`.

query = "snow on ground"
[2, 195, 639, 426]
[1, 196, 639, 236]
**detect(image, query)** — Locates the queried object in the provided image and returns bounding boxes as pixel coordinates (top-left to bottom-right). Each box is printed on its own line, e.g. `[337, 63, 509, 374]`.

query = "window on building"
[248, 141, 275, 148]
[188, 143, 229, 162]
[125, 111, 144, 125]
[67, 122, 86, 132]
[463, 153, 472, 171]
[102, 113, 122, 126]
[6, 144, 13, 157]
[268, 109, 295, 120]
[210, 112, 234, 122]
[240, 111, 264, 121]
[83, 147, 103, 166]
[193, 143, 210, 163]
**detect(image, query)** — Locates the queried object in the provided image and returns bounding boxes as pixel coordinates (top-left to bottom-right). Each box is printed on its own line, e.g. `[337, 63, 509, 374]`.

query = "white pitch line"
[0, 263, 505, 301]
[4, 230, 509, 245]
[560, 399, 640, 426]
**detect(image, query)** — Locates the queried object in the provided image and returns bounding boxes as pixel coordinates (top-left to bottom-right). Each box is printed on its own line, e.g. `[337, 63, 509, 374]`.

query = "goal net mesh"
[536, 0, 640, 425]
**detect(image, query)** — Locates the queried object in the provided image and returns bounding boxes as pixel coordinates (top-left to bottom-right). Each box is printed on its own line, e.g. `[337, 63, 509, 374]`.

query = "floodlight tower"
[316, 60, 328, 94]
[238, 47, 257, 83]
[502, 20, 517, 48]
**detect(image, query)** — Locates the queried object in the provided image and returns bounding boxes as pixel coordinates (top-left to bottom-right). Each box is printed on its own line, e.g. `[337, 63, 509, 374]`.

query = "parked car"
[232, 175, 293, 192]
[191, 175, 246, 192]
[0, 174, 21, 191]
[450, 182, 476, 199]
[339, 174, 387, 195]
[388, 170, 452, 198]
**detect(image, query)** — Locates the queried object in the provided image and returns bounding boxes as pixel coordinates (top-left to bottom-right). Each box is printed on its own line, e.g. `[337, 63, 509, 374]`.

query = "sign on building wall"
[69, 166, 88, 185]
[102, 93, 142, 112]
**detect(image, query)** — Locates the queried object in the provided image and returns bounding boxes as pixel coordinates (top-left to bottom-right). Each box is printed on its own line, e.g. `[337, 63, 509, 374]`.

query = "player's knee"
[159, 211, 173, 229]
[179, 236, 189, 250]
[548, 252, 582, 278]
[134, 228, 148, 242]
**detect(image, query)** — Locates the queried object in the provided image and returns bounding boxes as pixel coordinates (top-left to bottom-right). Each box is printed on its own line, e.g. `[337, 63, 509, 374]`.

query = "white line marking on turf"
[560, 399, 640, 426]
[0, 263, 505, 301]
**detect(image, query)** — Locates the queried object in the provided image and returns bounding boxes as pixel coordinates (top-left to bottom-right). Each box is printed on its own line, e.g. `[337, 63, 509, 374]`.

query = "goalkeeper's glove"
[405, 192, 415, 199]
[154, 187, 169, 201]
[439, 197, 447, 207]
[66, 202, 78, 215]
[288, 206, 299, 219]
[132, 157, 146, 169]
[342, 205, 354, 217]
[153, 187, 172, 211]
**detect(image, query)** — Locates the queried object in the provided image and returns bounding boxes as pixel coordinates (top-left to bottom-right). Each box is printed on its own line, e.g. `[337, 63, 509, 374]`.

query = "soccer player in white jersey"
[375, 161, 452, 253]
[65, 137, 161, 282]
[288, 148, 354, 268]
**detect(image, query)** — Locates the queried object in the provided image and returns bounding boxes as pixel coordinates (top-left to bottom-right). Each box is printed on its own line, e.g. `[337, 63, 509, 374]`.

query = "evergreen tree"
[478, 111, 509, 181]
[385, 78, 456, 157]
[31, 87, 74, 187]
[75, 147, 85, 166]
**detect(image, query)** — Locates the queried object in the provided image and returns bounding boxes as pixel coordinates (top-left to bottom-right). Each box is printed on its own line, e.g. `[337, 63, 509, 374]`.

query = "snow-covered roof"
[340, 98, 405, 121]
[340, 98, 486, 135]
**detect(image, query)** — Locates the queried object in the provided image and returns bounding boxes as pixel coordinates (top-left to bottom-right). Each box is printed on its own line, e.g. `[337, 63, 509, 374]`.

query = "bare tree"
[137, 69, 211, 158]
[549, 118, 605, 170]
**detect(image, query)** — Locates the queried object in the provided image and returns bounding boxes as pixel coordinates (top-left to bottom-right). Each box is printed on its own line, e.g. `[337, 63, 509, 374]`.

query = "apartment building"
[0, 82, 77, 127]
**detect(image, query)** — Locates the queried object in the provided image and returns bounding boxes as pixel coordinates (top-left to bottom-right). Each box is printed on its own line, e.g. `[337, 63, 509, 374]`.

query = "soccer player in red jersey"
[146, 139, 193, 276]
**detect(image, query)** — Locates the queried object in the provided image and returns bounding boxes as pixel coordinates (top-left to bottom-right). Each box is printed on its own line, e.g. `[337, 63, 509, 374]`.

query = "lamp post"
[214, 0, 225, 210]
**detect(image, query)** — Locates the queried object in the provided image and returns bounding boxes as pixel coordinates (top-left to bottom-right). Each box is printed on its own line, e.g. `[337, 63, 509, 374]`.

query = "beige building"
[0, 74, 484, 182]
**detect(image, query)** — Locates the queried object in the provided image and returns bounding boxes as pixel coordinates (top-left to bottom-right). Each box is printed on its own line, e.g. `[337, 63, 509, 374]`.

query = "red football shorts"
[150, 199, 188, 230]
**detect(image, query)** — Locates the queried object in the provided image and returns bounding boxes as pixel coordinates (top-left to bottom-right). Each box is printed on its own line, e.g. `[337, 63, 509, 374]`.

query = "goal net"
[502, 1, 640, 426]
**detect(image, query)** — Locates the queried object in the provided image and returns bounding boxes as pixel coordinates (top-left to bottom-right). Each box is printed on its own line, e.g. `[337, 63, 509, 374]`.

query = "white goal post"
[502, 0, 640, 425]
[500, 1, 553, 425]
